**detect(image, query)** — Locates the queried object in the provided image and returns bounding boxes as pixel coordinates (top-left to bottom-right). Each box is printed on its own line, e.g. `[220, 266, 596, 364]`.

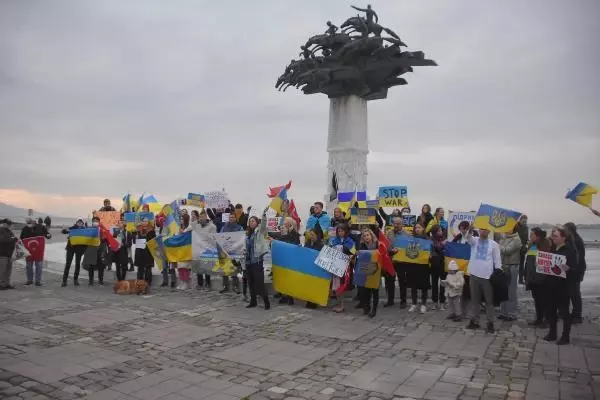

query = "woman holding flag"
[357, 228, 380, 318]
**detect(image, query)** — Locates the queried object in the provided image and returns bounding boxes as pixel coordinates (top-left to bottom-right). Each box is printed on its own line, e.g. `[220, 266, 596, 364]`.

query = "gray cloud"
[1, 0, 599, 223]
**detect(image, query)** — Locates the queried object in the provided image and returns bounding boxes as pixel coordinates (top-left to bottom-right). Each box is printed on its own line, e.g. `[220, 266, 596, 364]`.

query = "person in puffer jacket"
[441, 260, 465, 321]
[497, 227, 522, 321]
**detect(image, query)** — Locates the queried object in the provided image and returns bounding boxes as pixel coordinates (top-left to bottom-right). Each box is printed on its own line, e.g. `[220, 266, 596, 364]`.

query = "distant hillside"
[0, 202, 75, 226]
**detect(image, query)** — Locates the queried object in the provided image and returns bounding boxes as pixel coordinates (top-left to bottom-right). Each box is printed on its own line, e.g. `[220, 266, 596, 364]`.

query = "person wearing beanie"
[441, 260, 465, 321]
[61, 218, 87, 286]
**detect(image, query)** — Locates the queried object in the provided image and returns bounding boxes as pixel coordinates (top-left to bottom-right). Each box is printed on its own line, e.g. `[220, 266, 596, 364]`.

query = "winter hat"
[448, 260, 459, 271]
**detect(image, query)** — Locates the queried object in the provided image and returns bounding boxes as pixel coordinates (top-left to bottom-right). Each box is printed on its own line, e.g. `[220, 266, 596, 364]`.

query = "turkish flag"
[99, 223, 120, 252]
[22, 236, 46, 261]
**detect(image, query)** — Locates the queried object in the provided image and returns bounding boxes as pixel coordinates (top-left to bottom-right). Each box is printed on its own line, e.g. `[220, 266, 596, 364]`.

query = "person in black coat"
[113, 222, 133, 281]
[134, 222, 156, 285]
[81, 217, 109, 286]
[564, 222, 585, 324]
[524, 228, 551, 327]
[544, 226, 579, 345]
[61, 218, 87, 286]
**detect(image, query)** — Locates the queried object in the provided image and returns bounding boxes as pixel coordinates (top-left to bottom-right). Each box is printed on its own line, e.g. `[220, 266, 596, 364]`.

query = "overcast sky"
[1, 0, 599, 224]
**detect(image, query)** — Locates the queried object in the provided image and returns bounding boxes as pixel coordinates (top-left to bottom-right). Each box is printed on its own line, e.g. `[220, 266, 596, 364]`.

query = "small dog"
[113, 279, 149, 295]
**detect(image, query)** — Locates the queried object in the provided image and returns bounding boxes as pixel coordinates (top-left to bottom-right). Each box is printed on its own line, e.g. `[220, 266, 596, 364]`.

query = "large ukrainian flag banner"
[271, 240, 332, 307]
[474, 204, 521, 233]
[161, 201, 180, 237]
[147, 236, 168, 272]
[443, 242, 470, 273]
[392, 235, 431, 265]
[69, 228, 100, 247]
[353, 250, 382, 289]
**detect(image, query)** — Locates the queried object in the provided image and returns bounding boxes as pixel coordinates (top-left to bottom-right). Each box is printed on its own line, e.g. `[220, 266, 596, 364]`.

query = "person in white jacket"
[441, 260, 465, 321]
[191, 209, 217, 290]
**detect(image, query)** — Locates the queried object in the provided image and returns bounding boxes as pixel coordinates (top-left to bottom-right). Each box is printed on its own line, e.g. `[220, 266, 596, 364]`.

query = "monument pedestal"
[325, 95, 368, 211]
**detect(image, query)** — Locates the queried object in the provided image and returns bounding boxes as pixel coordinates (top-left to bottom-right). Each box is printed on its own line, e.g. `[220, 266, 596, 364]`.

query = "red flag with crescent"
[22, 236, 46, 261]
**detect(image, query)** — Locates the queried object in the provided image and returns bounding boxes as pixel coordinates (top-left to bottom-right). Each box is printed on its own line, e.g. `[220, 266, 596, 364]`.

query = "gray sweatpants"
[448, 295, 462, 317]
[469, 275, 495, 324]
[0, 256, 13, 287]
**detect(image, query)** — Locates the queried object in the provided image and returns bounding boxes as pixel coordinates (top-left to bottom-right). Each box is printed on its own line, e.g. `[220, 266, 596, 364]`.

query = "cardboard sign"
[378, 186, 409, 208]
[315, 246, 351, 278]
[447, 211, 476, 239]
[187, 193, 205, 208]
[535, 251, 567, 278]
[95, 211, 121, 228]
[267, 217, 283, 232]
[350, 208, 377, 225]
[205, 191, 230, 209]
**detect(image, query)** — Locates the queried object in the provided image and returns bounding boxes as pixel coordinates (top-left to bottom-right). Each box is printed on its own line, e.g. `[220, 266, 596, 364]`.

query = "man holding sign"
[542, 226, 579, 345]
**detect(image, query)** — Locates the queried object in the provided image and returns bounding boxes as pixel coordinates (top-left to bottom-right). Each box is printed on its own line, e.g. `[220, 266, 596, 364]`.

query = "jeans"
[411, 288, 427, 305]
[469, 275, 495, 324]
[500, 264, 519, 318]
[26, 260, 43, 284]
[448, 295, 461, 317]
[518, 249, 526, 282]
[162, 265, 176, 287]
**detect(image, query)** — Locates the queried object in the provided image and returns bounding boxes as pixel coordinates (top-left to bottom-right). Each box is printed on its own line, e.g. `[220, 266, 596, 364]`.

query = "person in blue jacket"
[306, 202, 331, 231]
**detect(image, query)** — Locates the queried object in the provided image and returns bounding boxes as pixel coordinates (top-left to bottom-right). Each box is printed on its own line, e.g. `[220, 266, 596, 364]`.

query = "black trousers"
[247, 261, 268, 305]
[88, 266, 104, 283]
[412, 287, 428, 305]
[361, 287, 379, 312]
[430, 266, 447, 304]
[530, 284, 546, 322]
[137, 265, 152, 284]
[518, 249, 526, 282]
[546, 282, 571, 339]
[63, 248, 83, 282]
[385, 263, 407, 305]
[116, 259, 128, 281]
[570, 280, 583, 319]
[197, 273, 211, 287]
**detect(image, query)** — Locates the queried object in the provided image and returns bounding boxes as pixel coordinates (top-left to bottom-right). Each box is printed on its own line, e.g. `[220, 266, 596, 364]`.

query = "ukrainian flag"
[392, 235, 431, 265]
[163, 231, 193, 262]
[69, 227, 100, 247]
[147, 236, 167, 271]
[353, 250, 382, 289]
[566, 182, 598, 208]
[527, 244, 538, 257]
[187, 193, 205, 208]
[124, 212, 137, 232]
[161, 202, 180, 237]
[355, 191, 367, 208]
[337, 191, 355, 215]
[350, 207, 377, 225]
[444, 242, 471, 273]
[124, 212, 154, 232]
[138, 192, 162, 213]
[269, 187, 287, 215]
[474, 204, 521, 234]
[271, 240, 332, 307]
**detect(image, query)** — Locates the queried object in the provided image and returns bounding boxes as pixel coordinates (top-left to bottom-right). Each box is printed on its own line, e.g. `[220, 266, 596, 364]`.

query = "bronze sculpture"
[276, 5, 436, 100]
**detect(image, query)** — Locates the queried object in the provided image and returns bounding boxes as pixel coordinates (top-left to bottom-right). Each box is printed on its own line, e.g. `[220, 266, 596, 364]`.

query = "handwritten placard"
[205, 191, 230, 209]
[267, 217, 283, 233]
[378, 186, 409, 208]
[315, 246, 351, 277]
[535, 251, 567, 278]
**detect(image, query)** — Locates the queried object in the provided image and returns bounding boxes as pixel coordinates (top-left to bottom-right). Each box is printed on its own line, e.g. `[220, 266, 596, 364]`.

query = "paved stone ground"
[1, 263, 600, 400]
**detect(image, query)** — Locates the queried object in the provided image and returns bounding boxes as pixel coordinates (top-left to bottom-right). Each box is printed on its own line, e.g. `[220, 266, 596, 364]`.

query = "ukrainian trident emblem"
[406, 241, 421, 260]
[489, 210, 507, 228]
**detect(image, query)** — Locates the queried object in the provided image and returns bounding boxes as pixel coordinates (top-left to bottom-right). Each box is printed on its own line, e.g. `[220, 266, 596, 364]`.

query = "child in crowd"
[441, 260, 465, 321]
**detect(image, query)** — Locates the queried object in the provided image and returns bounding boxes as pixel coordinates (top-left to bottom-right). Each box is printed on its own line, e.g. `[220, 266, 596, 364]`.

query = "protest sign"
[366, 199, 379, 208]
[535, 251, 567, 278]
[267, 217, 283, 232]
[350, 208, 377, 225]
[378, 186, 409, 208]
[401, 214, 417, 234]
[22, 236, 45, 261]
[95, 211, 121, 228]
[315, 246, 351, 277]
[447, 211, 476, 239]
[216, 231, 245, 260]
[187, 193, 206, 208]
[205, 191, 230, 209]
[221, 213, 230, 223]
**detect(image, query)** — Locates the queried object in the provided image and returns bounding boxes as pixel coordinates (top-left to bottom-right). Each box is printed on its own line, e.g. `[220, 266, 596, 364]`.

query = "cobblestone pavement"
[1, 262, 600, 400]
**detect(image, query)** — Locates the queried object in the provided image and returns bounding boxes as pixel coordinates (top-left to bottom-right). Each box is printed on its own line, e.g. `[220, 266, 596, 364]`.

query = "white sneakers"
[408, 305, 417, 312]
[420, 305, 427, 314]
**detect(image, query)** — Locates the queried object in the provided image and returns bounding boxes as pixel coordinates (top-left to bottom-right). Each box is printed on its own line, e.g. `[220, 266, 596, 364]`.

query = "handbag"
[12, 240, 30, 261]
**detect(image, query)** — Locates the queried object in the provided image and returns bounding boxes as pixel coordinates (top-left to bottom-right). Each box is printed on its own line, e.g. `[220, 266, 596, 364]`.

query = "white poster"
[447, 211, 476, 239]
[205, 191, 230, 209]
[216, 231, 246, 259]
[535, 251, 567, 279]
[315, 246, 351, 278]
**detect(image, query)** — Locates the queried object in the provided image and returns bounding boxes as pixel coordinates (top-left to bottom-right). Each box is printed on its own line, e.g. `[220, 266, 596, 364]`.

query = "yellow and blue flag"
[161, 201, 180, 237]
[566, 182, 598, 208]
[392, 235, 431, 265]
[163, 231, 193, 262]
[68, 227, 100, 247]
[353, 250, 382, 289]
[269, 187, 287, 215]
[527, 244, 538, 258]
[271, 240, 332, 307]
[186, 193, 205, 208]
[124, 212, 154, 232]
[147, 236, 168, 272]
[138, 192, 162, 213]
[444, 242, 470, 273]
[337, 191, 355, 216]
[350, 208, 377, 225]
[473, 204, 521, 234]
[355, 191, 367, 208]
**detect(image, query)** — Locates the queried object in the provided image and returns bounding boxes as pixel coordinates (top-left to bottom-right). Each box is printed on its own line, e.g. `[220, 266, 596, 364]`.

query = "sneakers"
[420, 305, 427, 314]
[556, 337, 570, 346]
[408, 305, 417, 313]
[466, 321, 480, 330]
[486, 322, 495, 334]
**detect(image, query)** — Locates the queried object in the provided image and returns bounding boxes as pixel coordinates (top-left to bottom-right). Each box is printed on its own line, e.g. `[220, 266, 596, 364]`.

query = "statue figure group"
[276, 4, 436, 100]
